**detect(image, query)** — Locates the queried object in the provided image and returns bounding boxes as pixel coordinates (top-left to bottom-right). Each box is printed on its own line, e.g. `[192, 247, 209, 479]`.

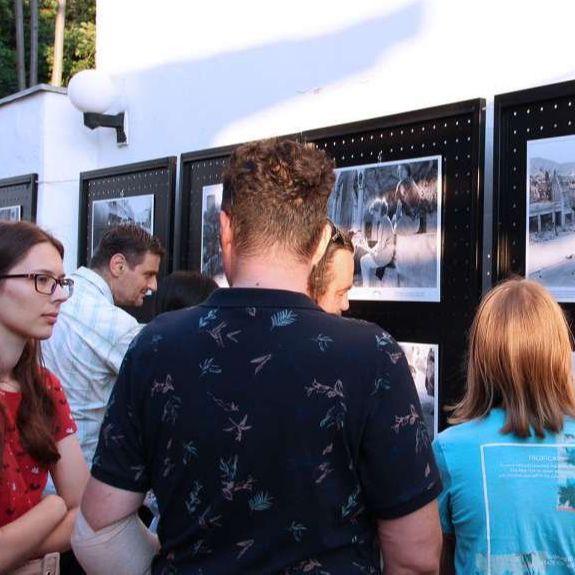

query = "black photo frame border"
[493, 78, 575, 305]
[78, 157, 177, 322]
[179, 99, 486, 430]
[0, 173, 38, 222]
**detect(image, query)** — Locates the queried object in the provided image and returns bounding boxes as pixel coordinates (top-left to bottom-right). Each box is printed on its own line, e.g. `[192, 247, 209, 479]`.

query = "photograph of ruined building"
[527, 135, 575, 300]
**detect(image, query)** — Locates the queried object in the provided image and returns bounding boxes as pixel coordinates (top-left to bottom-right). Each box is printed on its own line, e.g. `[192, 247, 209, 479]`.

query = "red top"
[0, 370, 76, 527]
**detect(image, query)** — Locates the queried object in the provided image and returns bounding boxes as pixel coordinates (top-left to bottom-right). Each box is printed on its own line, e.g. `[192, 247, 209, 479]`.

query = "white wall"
[0, 88, 98, 271]
[95, 0, 575, 162]
[2, 0, 575, 271]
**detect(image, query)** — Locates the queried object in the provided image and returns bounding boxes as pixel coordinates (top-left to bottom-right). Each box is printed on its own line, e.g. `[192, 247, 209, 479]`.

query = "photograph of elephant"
[329, 156, 442, 302]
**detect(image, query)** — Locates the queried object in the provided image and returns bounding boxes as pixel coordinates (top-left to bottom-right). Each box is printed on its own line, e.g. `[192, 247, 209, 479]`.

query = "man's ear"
[109, 253, 127, 278]
[219, 211, 233, 254]
[220, 210, 234, 285]
[311, 222, 332, 267]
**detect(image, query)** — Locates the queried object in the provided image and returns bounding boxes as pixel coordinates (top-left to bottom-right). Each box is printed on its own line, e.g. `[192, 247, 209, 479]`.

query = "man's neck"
[231, 253, 312, 295]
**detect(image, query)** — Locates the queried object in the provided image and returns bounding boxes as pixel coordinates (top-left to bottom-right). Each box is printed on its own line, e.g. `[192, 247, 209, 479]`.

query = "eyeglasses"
[0, 273, 74, 297]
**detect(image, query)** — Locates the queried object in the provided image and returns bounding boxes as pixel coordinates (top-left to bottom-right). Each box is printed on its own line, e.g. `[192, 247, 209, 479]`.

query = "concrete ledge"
[0, 84, 67, 108]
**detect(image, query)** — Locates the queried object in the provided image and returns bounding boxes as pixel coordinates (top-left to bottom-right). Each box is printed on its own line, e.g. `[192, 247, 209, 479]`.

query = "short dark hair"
[309, 224, 354, 301]
[155, 271, 218, 314]
[222, 138, 335, 262]
[90, 224, 165, 269]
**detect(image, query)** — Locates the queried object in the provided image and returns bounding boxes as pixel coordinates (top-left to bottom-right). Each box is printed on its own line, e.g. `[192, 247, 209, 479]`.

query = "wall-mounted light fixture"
[68, 70, 128, 145]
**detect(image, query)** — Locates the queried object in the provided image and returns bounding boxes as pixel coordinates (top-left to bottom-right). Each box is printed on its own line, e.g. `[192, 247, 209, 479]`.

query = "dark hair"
[90, 224, 165, 270]
[309, 223, 354, 301]
[0, 222, 65, 470]
[155, 271, 218, 314]
[222, 138, 335, 262]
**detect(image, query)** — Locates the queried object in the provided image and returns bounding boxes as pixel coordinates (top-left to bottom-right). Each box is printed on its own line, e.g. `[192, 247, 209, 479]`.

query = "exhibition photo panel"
[526, 134, 575, 302]
[398, 341, 439, 438]
[91, 194, 155, 255]
[0, 174, 38, 222]
[201, 183, 228, 287]
[0, 205, 21, 222]
[78, 158, 177, 322]
[495, 79, 575, 314]
[329, 156, 442, 302]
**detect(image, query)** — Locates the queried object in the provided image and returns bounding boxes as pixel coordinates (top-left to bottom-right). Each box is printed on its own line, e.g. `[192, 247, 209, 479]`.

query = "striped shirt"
[43, 266, 142, 466]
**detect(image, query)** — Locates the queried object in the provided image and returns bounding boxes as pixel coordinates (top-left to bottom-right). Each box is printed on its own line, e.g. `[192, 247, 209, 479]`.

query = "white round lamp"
[68, 69, 127, 145]
[68, 69, 117, 113]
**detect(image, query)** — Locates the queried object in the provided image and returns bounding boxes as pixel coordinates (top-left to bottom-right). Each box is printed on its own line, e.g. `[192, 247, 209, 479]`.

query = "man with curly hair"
[75, 139, 442, 574]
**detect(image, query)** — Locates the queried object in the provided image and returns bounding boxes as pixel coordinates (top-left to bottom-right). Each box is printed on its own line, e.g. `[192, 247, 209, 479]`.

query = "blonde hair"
[451, 278, 575, 438]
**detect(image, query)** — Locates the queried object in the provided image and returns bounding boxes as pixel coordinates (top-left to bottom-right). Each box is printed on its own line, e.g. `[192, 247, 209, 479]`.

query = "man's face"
[317, 249, 354, 316]
[113, 251, 161, 307]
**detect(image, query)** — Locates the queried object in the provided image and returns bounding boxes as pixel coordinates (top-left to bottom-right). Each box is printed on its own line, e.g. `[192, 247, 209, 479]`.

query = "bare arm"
[378, 500, 442, 575]
[81, 476, 144, 531]
[0, 495, 67, 572]
[51, 434, 90, 508]
[26, 434, 92, 557]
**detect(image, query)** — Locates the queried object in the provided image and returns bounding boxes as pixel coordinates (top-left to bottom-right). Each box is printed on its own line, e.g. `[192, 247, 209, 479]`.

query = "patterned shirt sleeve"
[432, 438, 454, 534]
[45, 370, 77, 442]
[91, 344, 150, 493]
[357, 336, 442, 519]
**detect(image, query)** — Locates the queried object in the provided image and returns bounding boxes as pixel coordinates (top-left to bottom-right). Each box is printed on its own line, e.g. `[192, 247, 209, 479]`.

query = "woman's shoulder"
[435, 410, 504, 447]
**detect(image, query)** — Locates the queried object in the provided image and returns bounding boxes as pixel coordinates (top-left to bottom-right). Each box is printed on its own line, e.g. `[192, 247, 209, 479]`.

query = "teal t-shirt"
[433, 409, 575, 575]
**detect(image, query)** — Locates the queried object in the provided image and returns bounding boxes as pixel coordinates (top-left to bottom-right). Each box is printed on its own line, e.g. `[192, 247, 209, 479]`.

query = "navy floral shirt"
[92, 289, 441, 574]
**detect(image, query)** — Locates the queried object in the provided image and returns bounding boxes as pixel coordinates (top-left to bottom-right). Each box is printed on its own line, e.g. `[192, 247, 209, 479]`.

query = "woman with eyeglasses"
[0, 221, 88, 574]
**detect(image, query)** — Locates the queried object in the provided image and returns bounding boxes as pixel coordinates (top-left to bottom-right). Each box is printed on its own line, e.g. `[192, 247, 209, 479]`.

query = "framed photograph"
[329, 156, 442, 302]
[0, 205, 21, 222]
[200, 184, 228, 287]
[526, 134, 575, 301]
[398, 341, 439, 438]
[91, 194, 155, 254]
[0, 174, 37, 222]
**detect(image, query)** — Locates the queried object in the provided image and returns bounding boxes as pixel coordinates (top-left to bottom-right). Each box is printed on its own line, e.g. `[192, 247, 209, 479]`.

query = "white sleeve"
[72, 510, 159, 575]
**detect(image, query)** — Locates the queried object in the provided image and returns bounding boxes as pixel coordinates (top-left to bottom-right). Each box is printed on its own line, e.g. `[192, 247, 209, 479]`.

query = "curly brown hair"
[222, 139, 335, 262]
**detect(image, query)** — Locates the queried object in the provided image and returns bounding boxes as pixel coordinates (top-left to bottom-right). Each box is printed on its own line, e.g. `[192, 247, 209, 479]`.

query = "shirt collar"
[73, 266, 115, 304]
[202, 288, 323, 311]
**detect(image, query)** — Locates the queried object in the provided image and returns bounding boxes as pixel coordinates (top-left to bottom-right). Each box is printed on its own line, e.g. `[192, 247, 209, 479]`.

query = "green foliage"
[0, 0, 95, 99]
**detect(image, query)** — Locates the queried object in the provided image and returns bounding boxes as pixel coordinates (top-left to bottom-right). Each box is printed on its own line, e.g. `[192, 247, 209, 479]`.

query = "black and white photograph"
[0, 205, 21, 222]
[201, 183, 228, 287]
[398, 341, 438, 438]
[329, 156, 442, 302]
[526, 134, 575, 301]
[91, 194, 154, 254]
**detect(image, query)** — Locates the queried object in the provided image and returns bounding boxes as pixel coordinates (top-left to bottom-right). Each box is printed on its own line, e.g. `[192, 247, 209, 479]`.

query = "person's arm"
[0, 494, 67, 572]
[34, 434, 91, 556]
[378, 500, 442, 575]
[81, 477, 144, 531]
[73, 478, 157, 575]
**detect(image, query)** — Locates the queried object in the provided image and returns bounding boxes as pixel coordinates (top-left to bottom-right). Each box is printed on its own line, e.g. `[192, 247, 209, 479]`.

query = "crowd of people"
[1, 138, 574, 574]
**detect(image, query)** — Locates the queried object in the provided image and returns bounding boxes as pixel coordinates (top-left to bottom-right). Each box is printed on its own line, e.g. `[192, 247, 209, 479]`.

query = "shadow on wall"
[111, 1, 425, 156]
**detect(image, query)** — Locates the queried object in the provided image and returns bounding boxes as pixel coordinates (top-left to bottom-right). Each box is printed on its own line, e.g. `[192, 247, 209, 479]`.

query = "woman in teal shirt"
[434, 278, 575, 575]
